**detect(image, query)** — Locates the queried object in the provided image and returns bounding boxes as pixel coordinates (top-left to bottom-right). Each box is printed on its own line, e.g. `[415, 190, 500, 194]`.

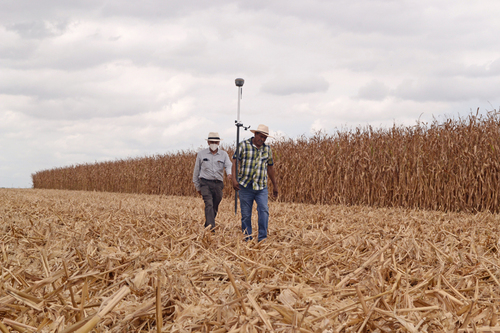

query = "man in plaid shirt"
[232, 124, 279, 242]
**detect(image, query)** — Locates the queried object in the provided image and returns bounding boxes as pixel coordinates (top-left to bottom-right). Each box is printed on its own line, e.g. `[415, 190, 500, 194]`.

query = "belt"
[200, 178, 222, 183]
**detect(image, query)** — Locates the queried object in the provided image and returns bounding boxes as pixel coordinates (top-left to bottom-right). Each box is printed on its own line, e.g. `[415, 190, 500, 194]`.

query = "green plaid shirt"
[233, 138, 274, 190]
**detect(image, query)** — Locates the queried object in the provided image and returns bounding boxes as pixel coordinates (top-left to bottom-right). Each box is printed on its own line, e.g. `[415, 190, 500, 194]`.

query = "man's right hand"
[232, 179, 240, 191]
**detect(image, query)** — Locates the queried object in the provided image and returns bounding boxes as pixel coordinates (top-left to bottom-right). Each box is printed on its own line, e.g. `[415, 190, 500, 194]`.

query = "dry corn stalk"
[31, 110, 500, 213]
[2, 188, 500, 331]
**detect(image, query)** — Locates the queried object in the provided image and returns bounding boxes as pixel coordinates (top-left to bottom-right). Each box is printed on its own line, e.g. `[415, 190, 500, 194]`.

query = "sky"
[1, 0, 500, 188]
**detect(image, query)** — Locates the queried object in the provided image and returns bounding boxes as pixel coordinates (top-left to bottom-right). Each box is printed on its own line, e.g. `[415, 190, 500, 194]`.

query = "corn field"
[32, 150, 199, 197]
[32, 110, 500, 212]
[3, 188, 500, 331]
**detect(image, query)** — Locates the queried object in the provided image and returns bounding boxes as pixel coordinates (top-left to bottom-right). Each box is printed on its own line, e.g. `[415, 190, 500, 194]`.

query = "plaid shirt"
[233, 138, 274, 190]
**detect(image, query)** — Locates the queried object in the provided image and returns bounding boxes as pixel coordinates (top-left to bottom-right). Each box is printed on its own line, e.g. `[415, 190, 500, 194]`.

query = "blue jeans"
[239, 184, 269, 242]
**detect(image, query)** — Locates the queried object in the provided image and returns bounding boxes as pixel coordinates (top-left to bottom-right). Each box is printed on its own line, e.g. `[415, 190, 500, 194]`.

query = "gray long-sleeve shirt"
[193, 148, 232, 191]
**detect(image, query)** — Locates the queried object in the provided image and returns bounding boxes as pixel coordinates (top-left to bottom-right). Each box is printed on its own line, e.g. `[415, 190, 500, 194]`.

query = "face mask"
[209, 143, 219, 151]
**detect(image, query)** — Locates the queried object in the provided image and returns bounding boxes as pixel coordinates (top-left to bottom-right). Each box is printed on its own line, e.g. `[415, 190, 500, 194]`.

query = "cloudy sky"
[2, 0, 500, 188]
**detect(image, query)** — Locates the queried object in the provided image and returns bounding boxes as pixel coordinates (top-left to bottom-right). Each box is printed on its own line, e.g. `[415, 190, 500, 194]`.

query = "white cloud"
[1, 0, 500, 187]
[393, 77, 500, 102]
[357, 80, 390, 101]
[261, 74, 329, 96]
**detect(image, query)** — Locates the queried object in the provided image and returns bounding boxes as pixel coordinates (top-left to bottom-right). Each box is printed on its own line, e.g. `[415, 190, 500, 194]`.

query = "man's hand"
[272, 187, 279, 198]
[232, 178, 240, 191]
[231, 158, 239, 191]
[197, 190, 201, 195]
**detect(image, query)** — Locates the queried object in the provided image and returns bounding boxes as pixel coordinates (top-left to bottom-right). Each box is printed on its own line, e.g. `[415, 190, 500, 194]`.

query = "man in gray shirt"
[193, 132, 233, 231]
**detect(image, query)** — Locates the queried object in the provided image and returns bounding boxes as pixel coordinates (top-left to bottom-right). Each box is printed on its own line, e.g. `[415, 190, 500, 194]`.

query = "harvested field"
[2, 188, 500, 332]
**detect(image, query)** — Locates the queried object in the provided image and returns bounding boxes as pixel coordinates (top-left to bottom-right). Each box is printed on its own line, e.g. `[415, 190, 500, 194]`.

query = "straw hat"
[250, 124, 273, 138]
[206, 132, 222, 142]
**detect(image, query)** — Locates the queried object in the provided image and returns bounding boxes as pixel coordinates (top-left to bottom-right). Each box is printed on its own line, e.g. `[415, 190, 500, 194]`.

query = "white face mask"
[209, 143, 219, 151]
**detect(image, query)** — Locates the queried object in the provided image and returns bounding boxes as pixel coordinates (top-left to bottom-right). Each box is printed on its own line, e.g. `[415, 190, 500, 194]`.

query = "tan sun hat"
[250, 124, 273, 138]
[206, 132, 222, 142]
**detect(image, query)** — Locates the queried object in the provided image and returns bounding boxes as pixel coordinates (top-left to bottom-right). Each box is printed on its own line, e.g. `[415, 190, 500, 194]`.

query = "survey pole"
[234, 78, 247, 214]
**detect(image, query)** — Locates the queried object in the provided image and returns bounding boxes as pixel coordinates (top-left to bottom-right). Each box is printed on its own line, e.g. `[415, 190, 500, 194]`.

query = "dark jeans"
[199, 178, 224, 229]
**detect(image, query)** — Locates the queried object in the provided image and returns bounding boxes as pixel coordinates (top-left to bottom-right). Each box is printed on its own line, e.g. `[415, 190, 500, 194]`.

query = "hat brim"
[250, 130, 273, 138]
[206, 138, 222, 142]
